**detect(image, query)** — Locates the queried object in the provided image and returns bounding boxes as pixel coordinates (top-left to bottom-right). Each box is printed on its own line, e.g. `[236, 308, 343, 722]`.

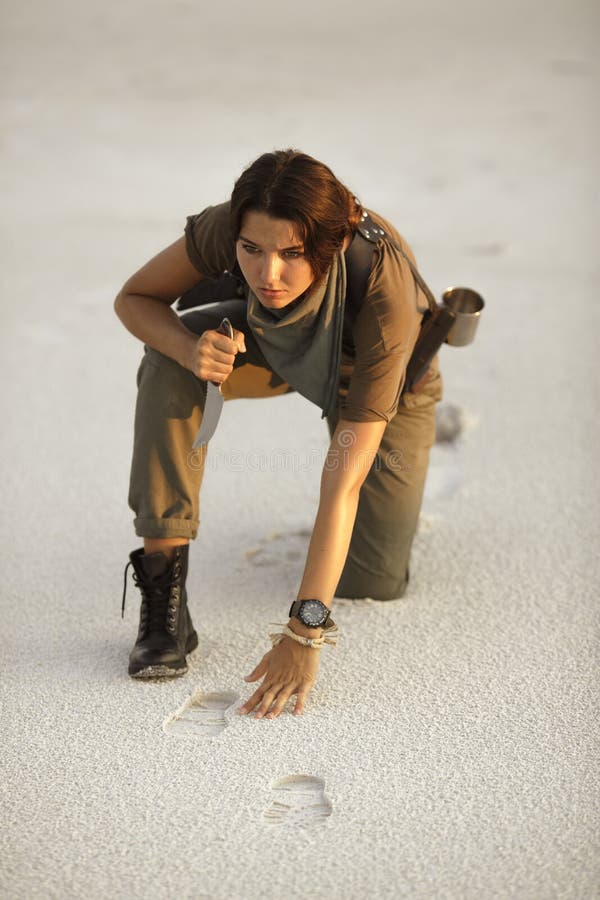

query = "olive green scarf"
[246, 253, 347, 417]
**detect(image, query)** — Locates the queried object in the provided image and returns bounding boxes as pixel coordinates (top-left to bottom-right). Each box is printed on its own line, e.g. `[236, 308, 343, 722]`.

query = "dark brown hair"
[230, 149, 363, 284]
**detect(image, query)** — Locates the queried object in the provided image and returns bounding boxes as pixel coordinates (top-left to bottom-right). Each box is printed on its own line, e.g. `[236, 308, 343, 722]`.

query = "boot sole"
[129, 630, 199, 680]
[130, 664, 188, 679]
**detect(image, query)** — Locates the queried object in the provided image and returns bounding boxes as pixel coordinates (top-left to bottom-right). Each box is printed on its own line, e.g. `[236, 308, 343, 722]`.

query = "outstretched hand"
[239, 638, 321, 719]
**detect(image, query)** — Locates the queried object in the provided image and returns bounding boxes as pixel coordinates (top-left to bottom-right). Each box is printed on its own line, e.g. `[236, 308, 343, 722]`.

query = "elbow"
[113, 289, 128, 320]
[319, 467, 367, 503]
[320, 444, 379, 499]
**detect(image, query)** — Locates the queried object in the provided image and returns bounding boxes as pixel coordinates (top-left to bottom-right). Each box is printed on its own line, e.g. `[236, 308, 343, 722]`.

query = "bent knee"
[336, 568, 410, 602]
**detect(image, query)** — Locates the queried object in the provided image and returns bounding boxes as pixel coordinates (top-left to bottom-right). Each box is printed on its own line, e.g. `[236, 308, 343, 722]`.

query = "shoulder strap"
[344, 229, 377, 313]
[347, 212, 438, 316]
[177, 263, 245, 311]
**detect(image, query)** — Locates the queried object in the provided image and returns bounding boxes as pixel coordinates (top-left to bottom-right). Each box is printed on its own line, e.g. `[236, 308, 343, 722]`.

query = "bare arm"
[241, 417, 387, 719]
[114, 237, 206, 367]
[294, 417, 388, 616]
[114, 236, 245, 378]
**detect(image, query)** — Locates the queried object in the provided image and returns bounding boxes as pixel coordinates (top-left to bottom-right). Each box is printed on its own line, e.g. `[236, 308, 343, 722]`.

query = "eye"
[283, 250, 303, 259]
[241, 243, 259, 255]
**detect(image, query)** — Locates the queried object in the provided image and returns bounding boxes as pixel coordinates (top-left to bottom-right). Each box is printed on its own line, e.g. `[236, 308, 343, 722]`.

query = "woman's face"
[236, 210, 314, 309]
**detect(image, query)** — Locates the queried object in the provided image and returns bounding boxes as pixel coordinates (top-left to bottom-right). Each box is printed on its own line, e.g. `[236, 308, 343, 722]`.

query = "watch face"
[300, 600, 327, 627]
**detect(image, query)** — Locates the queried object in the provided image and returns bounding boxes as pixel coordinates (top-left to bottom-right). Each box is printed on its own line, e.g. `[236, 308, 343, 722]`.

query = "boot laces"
[122, 561, 178, 633]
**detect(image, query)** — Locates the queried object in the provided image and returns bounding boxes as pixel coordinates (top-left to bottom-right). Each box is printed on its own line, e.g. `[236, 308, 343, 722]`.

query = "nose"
[260, 253, 282, 286]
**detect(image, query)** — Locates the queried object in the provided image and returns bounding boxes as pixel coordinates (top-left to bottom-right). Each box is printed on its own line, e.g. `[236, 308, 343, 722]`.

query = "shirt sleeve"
[184, 201, 237, 278]
[340, 240, 425, 423]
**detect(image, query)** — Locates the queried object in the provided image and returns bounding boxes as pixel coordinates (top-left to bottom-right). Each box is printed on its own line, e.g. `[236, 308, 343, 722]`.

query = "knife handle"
[217, 317, 234, 339]
[210, 317, 235, 387]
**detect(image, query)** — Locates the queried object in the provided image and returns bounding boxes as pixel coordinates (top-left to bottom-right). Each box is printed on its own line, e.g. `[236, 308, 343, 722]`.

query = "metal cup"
[442, 287, 485, 346]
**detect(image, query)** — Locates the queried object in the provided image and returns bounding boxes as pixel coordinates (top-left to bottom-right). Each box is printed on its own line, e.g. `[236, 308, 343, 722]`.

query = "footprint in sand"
[464, 242, 508, 258]
[424, 403, 479, 504]
[435, 402, 467, 444]
[263, 775, 333, 827]
[163, 690, 239, 738]
[244, 529, 311, 568]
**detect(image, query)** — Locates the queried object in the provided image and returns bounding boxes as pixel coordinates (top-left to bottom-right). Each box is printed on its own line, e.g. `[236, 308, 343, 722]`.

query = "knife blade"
[192, 317, 234, 449]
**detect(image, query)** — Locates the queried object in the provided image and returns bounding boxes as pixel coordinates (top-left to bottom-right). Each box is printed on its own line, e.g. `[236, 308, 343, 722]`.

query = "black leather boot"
[122, 544, 198, 678]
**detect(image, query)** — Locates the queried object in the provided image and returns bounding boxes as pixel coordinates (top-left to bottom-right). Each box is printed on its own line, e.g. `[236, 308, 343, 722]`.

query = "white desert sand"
[1, 1, 598, 898]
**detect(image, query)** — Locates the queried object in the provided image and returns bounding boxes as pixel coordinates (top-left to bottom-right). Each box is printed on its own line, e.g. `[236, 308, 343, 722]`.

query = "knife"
[192, 317, 234, 448]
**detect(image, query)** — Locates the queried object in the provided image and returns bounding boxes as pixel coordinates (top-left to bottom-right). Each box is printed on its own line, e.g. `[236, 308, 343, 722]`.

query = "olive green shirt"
[184, 202, 428, 423]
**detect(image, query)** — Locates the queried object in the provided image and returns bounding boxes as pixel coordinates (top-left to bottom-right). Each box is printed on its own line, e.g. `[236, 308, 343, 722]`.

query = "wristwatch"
[289, 599, 331, 629]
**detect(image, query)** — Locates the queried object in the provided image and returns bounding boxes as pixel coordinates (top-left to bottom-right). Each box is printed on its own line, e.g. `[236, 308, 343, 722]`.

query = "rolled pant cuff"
[133, 517, 198, 540]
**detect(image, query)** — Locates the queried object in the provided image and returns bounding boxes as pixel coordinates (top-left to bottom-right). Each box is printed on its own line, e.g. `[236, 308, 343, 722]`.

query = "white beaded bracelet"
[268, 620, 339, 649]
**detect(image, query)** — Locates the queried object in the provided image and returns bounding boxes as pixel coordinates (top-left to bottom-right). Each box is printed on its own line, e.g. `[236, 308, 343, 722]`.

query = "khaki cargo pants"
[128, 299, 442, 601]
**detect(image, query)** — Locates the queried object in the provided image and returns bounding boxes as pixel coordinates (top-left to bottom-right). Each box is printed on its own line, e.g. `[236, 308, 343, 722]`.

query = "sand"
[1, 0, 599, 897]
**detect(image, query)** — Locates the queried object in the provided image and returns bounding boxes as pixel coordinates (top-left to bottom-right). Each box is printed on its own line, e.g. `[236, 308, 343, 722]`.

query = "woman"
[115, 149, 442, 719]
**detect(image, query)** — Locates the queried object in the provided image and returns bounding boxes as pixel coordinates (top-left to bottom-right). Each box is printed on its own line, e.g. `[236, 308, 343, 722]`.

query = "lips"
[259, 288, 286, 299]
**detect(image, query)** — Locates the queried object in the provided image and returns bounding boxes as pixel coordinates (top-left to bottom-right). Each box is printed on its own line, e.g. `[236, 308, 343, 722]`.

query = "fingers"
[238, 687, 264, 717]
[238, 659, 269, 716]
[265, 689, 296, 720]
[253, 687, 279, 720]
[209, 339, 238, 378]
[232, 328, 247, 354]
[244, 657, 268, 683]
[213, 328, 246, 357]
[240, 683, 295, 719]
[293, 689, 309, 716]
[213, 333, 240, 356]
[239, 643, 318, 720]
[196, 330, 243, 382]
[239, 676, 310, 719]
